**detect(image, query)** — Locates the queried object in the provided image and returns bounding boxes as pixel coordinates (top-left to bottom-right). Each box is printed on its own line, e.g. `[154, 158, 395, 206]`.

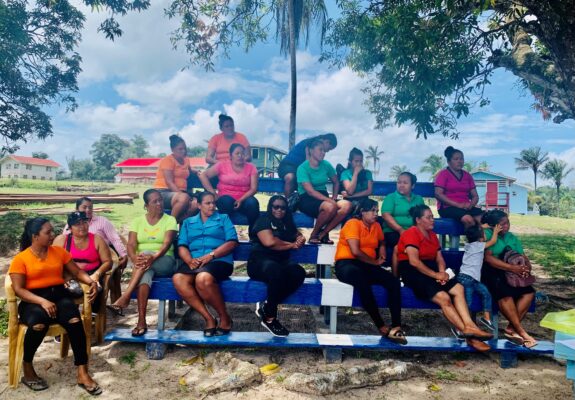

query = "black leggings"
[18, 285, 88, 366]
[335, 259, 402, 328]
[216, 195, 260, 229]
[247, 256, 306, 319]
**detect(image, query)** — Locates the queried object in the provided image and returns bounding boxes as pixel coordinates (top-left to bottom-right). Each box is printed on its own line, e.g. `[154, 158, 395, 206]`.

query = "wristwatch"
[209, 251, 215, 260]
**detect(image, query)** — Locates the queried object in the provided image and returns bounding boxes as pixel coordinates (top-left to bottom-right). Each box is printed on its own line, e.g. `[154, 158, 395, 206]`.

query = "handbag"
[63, 234, 85, 298]
[499, 246, 536, 288]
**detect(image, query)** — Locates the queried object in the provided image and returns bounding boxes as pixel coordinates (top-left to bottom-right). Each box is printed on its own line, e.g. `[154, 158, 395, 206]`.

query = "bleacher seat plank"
[104, 329, 554, 354]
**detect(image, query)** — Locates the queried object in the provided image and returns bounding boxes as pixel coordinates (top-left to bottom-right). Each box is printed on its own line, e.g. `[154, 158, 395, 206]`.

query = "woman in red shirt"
[335, 199, 406, 344]
[397, 205, 492, 352]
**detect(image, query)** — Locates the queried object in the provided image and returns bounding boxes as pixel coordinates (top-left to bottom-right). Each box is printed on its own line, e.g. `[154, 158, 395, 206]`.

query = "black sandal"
[131, 325, 147, 337]
[215, 319, 233, 336]
[320, 235, 334, 245]
[21, 377, 48, 391]
[78, 382, 103, 396]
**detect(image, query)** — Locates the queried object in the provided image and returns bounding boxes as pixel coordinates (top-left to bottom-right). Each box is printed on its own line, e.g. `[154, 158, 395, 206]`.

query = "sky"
[15, 0, 575, 187]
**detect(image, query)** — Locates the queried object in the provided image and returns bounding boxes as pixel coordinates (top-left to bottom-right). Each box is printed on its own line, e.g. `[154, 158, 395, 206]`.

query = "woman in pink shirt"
[434, 146, 483, 228]
[200, 143, 260, 229]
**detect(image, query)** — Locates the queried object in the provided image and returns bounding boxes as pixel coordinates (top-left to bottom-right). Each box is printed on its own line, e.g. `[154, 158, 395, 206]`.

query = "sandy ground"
[1, 240, 574, 399]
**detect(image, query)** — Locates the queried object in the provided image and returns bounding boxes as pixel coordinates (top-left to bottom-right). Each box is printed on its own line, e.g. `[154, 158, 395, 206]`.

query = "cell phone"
[336, 194, 343, 201]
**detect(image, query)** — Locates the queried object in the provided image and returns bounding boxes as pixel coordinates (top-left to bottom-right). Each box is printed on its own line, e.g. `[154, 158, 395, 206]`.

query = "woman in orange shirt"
[154, 135, 198, 222]
[334, 199, 406, 344]
[205, 114, 251, 165]
[9, 218, 101, 394]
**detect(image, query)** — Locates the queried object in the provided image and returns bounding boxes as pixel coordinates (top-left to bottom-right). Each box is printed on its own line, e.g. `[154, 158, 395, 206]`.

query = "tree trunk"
[288, 0, 297, 150]
[533, 168, 538, 192]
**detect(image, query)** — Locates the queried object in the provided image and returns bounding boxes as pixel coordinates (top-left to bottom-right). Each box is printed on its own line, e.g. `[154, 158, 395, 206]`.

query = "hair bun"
[444, 146, 454, 158]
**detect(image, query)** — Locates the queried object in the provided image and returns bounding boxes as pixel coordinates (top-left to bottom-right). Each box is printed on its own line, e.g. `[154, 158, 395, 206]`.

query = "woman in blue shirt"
[173, 192, 239, 336]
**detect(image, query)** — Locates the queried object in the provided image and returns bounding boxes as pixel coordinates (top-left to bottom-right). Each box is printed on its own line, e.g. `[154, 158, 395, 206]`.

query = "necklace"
[29, 246, 47, 260]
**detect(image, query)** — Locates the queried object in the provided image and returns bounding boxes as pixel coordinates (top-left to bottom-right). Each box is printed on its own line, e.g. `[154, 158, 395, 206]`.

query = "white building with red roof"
[114, 157, 208, 184]
[0, 155, 61, 180]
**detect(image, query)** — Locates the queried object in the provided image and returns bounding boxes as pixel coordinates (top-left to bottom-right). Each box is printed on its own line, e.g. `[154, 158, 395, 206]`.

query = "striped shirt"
[64, 215, 127, 257]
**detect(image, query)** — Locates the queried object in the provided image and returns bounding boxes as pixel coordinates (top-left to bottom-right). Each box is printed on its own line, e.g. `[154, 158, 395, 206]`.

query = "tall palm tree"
[389, 165, 409, 180]
[514, 147, 549, 192]
[463, 161, 477, 172]
[477, 161, 490, 171]
[275, 0, 327, 149]
[364, 146, 384, 178]
[541, 159, 574, 200]
[419, 154, 444, 179]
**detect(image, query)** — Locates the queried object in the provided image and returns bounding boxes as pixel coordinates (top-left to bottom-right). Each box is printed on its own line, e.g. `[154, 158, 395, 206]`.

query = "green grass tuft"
[119, 351, 138, 368]
[519, 234, 575, 278]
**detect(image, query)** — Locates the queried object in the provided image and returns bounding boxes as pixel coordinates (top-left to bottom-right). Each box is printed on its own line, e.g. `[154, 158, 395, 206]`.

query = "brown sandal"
[387, 327, 408, 345]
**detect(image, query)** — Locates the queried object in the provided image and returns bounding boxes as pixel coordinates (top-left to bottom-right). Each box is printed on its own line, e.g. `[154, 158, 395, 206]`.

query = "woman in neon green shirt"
[108, 189, 178, 336]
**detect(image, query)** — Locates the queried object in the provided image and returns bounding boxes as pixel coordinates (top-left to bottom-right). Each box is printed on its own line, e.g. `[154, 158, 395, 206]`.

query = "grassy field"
[510, 213, 575, 234]
[519, 234, 575, 278]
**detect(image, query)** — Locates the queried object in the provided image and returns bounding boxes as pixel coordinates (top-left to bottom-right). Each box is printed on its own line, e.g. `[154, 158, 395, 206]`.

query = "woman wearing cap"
[199, 143, 260, 230]
[297, 138, 352, 244]
[107, 189, 178, 337]
[205, 114, 251, 165]
[397, 205, 492, 352]
[54, 212, 112, 312]
[247, 195, 306, 337]
[9, 218, 101, 394]
[173, 192, 238, 336]
[434, 146, 482, 228]
[154, 135, 198, 222]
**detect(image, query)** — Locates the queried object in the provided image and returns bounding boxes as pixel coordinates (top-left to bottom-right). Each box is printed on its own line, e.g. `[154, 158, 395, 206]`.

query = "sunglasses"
[272, 205, 287, 211]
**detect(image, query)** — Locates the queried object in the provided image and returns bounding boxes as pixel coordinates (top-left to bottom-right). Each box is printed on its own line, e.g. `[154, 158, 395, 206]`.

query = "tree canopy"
[326, 0, 575, 138]
[0, 0, 149, 154]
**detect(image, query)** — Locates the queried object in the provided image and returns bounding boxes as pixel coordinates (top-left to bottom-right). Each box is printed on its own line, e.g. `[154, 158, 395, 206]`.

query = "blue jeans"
[216, 195, 260, 229]
[456, 273, 492, 313]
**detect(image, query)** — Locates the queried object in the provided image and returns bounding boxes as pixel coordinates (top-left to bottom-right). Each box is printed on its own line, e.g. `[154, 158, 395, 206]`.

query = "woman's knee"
[433, 291, 452, 307]
[321, 201, 336, 214]
[31, 323, 47, 331]
[338, 200, 353, 213]
[461, 215, 475, 226]
[173, 192, 190, 205]
[195, 273, 216, 291]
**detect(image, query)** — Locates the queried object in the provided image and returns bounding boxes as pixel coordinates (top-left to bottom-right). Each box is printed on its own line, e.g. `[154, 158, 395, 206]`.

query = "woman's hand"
[233, 199, 243, 209]
[196, 254, 213, 266]
[341, 190, 349, 199]
[493, 224, 502, 236]
[40, 299, 57, 319]
[376, 255, 386, 266]
[435, 271, 450, 283]
[88, 281, 99, 303]
[510, 263, 530, 277]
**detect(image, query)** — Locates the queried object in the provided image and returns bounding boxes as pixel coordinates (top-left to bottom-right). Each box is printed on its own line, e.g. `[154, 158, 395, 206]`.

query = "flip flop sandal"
[320, 235, 334, 245]
[387, 328, 408, 345]
[78, 383, 103, 396]
[308, 236, 321, 245]
[523, 338, 538, 349]
[479, 317, 495, 332]
[503, 331, 525, 346]
[21, 377, 48, 391]
[106, 304, 124, 316]
[131, 326, 148, 337]
[215, 319, 233, 336]
[203, 327, 217, 337]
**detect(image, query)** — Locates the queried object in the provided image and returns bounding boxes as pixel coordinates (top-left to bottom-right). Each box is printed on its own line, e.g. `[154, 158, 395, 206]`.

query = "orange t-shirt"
[335, 218, 384, 261]
[397, 226, 441, 262]
[208, 132, 250, 162]
[9, 247, 72, 289]
[154, 155, 190, 190]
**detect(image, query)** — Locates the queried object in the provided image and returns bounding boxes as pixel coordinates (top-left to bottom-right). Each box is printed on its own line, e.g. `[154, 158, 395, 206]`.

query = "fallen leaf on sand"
[260, 363, 280, 376]
[428, 383, 441, 392]
[455, 361, 467, 368]
[179, 377, 187, 386]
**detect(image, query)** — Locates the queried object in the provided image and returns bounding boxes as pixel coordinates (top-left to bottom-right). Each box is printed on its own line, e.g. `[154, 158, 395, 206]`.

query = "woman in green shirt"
[381, 172, 424, 251]
[108, 189, 178, 336]
[297, 138, 353, 244]
[340, 148, 374, 209]
[482, 209, 537, 348]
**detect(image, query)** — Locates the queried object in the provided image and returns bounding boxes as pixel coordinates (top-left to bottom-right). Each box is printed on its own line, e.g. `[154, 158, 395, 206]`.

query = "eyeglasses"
[272, 205, 287, 211]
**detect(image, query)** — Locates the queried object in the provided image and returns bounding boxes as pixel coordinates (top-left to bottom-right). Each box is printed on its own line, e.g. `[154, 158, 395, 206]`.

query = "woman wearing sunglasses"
[247, 195, 306, 337]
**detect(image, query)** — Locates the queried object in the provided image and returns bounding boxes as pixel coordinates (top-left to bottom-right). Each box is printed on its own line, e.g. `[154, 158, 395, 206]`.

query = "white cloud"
[68, 103, 164, 133]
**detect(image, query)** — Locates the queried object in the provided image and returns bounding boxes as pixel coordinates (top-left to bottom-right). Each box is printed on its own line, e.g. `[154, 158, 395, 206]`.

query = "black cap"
[67, 211, 89, 226]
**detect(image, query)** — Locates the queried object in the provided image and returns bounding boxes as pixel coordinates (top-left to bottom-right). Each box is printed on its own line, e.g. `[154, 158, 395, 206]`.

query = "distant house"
[250, 145, 287, 177]
[471, 170, 529, 214]
[114, 157, 208, 184]
[0, 155, 61, 180]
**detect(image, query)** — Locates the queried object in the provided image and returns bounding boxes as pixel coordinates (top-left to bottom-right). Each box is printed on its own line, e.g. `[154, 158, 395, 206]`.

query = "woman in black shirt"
[247, 195, 306, 337]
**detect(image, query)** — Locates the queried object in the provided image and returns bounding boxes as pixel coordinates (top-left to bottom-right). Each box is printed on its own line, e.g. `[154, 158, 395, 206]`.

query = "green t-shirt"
[380, 191, 425, 233]
[130, 214, 178, 256]
[484, 229, 524, 258]
[340, 168, 373, 194]
[297, 160, 336, 195]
